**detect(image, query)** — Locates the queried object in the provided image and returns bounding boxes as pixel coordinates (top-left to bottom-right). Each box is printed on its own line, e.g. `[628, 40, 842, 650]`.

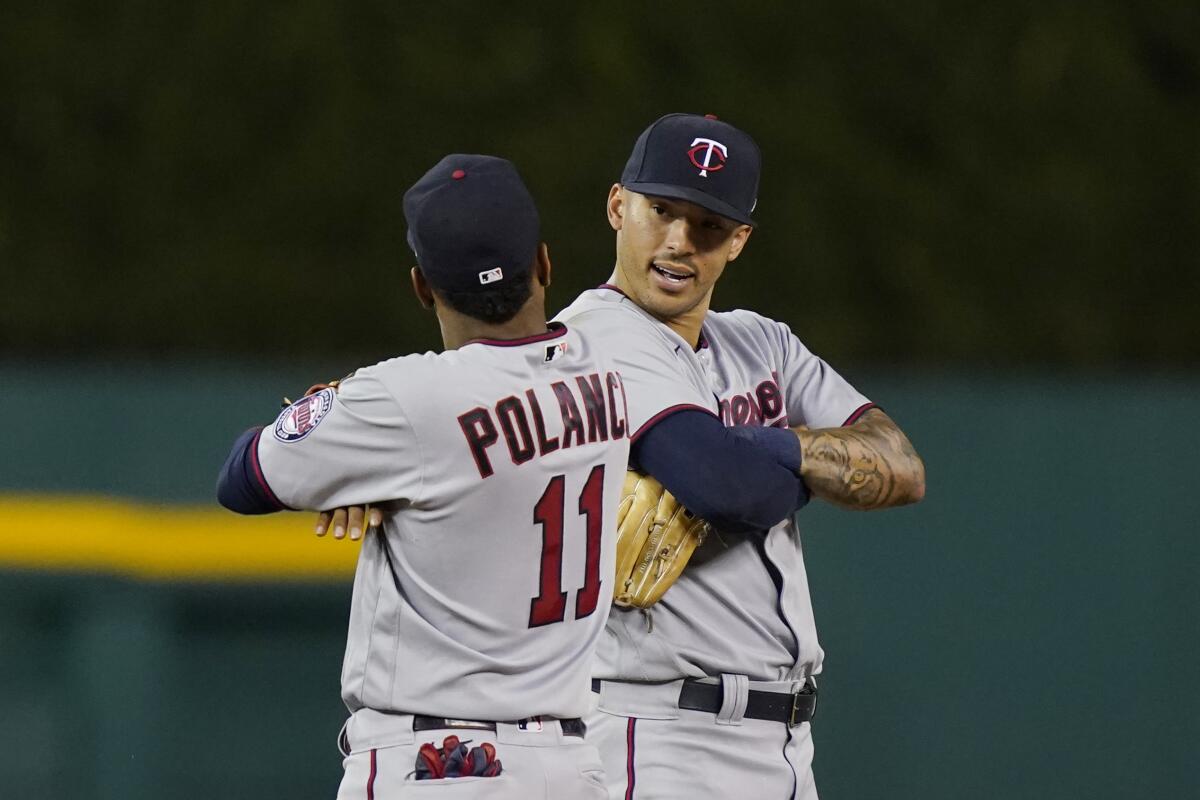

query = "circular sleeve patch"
[274, 387, 335, 442]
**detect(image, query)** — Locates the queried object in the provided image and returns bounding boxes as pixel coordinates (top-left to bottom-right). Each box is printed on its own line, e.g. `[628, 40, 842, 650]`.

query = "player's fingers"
[348, 506, 365, 541]
[315, 510, 333, 537]
[330, 508, 348, 540]
[367, 507, 383, 529]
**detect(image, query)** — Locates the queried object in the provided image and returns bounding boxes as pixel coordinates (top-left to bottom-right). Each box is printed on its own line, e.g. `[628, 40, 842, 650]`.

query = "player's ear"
[411, 266, 435, 310]
[535, 242, 551, 288]
[606, 183, 624, 232]
[725, 225, 753, 263]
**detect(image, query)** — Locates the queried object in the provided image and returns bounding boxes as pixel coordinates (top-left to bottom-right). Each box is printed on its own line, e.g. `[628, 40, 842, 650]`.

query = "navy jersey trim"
[628, 403, 718, 444]
[757, 535, 798, 662]
[784, 723, 801, 797]
[842, 402, 877, 426]
[464, 321, 568, 348]
[377, 529, 404, 593]
[597, 283, 628, 297]
[625, 717, 637, 800]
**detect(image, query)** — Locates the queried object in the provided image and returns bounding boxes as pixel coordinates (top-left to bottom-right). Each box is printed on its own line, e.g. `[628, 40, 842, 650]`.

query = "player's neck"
[608, 270, 710, 350]
[436, 304, 550, 351]
[661, 304, 709, 351]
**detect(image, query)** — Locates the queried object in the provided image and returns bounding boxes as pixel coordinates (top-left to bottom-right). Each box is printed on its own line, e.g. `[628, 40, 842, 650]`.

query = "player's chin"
[640, 286, 702, 319]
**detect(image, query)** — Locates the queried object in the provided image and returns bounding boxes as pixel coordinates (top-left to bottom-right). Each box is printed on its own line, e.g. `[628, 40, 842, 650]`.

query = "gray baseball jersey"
[556, 287, 872, 683]
[255, 324, 631, 723]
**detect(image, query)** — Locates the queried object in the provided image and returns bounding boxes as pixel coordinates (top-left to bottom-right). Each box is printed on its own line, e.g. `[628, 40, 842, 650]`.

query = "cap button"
[452, 169, 467, 180]
[704, 114, 718, 120]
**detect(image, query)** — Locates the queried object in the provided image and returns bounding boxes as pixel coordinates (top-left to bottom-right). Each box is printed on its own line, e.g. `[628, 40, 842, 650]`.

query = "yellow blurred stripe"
[0, 494, 360, 581]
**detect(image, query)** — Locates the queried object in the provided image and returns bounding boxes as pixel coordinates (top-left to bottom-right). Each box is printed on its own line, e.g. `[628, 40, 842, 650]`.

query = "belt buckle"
[789, 679, 817, 727]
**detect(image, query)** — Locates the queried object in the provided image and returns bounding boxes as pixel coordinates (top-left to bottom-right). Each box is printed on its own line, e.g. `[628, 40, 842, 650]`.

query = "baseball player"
[311, 118, 926, 797]
[217, 155, 630, 799]
[554, 114, 927, 799]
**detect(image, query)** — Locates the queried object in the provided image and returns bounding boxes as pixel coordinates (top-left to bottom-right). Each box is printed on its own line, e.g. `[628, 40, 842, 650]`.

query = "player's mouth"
[650, 262, 695, 292]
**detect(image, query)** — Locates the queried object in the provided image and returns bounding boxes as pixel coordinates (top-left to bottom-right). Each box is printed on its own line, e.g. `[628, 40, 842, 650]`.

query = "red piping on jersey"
[366, 748, 377, 800]
[629, 403, 719, 444]
[249, 428, 289, 510]
[841, 402, 877, 426]
[464, 321, 568, 348]
[625, 717, 637, 800]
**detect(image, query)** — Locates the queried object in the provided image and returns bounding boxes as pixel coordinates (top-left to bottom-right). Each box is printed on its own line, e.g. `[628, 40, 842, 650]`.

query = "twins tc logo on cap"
[687, 137, 727, 177]
[274, 388, 335, 442]
[479, 267, 504, 285]
[621, 114, 758, 225]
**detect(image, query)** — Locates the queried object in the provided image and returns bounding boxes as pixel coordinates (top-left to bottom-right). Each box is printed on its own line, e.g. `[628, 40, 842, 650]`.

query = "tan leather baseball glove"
[613, 470, 709, 608]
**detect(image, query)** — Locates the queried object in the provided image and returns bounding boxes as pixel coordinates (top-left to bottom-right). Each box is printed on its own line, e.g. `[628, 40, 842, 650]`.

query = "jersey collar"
[596, 284, 710, 351]
[464, 321, 568, 348]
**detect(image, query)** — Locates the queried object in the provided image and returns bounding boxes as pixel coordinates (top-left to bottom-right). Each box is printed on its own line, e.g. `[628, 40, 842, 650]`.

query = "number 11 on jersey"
[528, 465, 605, 627]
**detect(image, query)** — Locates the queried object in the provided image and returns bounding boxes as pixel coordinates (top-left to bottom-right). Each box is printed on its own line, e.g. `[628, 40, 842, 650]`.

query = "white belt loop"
[715, 673, 749, 726]
[597, 678, 684, 720]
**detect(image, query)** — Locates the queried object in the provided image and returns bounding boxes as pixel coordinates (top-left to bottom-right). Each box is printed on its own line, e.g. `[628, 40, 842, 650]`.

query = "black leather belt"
[591, 677, 817, 727]
[412, 715, 586, 738]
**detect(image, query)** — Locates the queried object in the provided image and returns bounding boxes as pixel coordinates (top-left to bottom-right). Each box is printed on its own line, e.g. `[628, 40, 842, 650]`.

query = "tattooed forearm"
[794, 409, 925, 510]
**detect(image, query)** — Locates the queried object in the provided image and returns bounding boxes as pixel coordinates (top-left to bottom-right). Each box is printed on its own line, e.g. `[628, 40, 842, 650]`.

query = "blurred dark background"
[3, 1, 1197, 366]
[2, 2, 1198, 799]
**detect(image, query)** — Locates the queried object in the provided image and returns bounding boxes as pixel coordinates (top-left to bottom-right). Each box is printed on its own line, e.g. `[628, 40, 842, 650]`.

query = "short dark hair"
[435, 274, 534, 324]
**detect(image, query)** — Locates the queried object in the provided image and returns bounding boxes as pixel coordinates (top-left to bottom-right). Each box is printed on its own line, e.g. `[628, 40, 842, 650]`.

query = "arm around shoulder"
[216, 426, 287, 515]
[794, 408, 926, 510]
[634, 410, 810, 532]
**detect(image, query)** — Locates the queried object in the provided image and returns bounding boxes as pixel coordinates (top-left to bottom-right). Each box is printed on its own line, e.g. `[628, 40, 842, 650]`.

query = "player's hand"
[315, 505, 381, 541]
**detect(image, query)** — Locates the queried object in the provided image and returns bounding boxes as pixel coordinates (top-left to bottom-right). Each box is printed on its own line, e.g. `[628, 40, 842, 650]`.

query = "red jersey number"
[528, 464, 605, 627]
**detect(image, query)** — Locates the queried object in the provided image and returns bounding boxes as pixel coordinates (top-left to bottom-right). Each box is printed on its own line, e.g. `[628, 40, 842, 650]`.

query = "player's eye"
[651, 205, 667, 216]
[702, 220, 723, 231]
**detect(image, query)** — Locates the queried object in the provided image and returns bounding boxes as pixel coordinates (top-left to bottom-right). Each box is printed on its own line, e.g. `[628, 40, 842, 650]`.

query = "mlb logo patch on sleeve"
[275, 387, 335, 442]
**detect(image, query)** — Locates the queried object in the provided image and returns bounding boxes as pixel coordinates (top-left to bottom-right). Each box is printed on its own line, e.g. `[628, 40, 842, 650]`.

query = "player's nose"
[662, 217, 697, 254]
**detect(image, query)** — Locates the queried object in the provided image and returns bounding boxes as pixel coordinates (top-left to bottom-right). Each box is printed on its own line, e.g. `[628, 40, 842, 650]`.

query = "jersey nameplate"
[457, 371, 627, 479]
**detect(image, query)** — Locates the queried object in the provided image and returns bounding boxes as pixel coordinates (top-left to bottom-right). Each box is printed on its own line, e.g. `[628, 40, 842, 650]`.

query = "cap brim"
[623, 182, 756, 227]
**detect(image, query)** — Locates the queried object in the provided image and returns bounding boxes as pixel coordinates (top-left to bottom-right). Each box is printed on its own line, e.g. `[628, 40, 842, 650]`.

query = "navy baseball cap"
[403, 154, 540, 293]
[621, 113, 761, 226]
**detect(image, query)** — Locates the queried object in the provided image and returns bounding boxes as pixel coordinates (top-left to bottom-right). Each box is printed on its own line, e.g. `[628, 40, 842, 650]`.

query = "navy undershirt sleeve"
[632, 410, 810, 533]
[216, 427, 284, 515]
[726, 423, 803, 472]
